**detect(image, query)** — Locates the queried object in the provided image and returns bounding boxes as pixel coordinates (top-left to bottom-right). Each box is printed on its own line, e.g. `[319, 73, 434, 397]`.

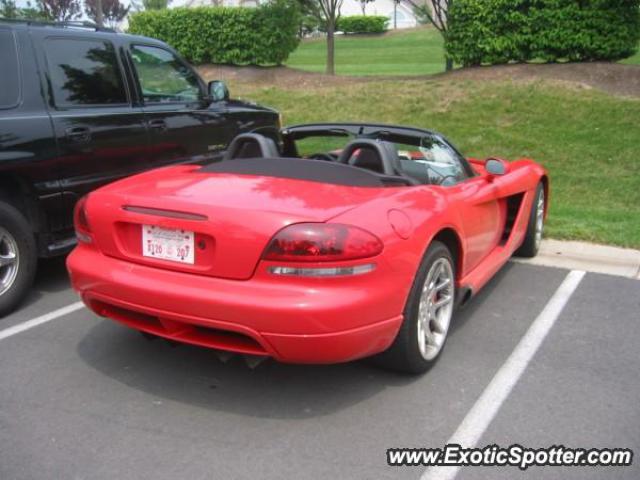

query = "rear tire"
[515, 183, 545, 258]
[373, 241, 455, 374]
[0, 201, 37, 317]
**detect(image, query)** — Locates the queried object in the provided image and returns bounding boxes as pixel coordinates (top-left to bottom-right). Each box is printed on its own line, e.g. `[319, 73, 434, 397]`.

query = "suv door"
[0, 27, 64, 234]
[37, 34, 150, 223]
[127, 44, 231, 165]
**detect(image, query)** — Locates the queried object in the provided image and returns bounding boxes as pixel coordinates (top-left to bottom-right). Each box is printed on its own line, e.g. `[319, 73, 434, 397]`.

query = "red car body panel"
[67, 134, 547, 364]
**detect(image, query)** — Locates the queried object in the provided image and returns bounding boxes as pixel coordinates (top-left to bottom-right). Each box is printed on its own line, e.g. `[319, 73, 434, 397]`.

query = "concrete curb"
[512, 239, 640, 279]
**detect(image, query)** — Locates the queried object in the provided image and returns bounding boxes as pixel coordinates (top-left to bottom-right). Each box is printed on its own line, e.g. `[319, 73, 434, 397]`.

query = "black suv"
[0, 19, 280, 316]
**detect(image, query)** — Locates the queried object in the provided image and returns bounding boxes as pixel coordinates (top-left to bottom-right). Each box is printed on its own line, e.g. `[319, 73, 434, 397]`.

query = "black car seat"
[223, 133, 280, 160]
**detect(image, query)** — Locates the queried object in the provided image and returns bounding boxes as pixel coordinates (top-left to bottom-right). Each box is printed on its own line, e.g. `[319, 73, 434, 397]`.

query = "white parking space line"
[0, 302, 85, 342]
[421, 269, 586, 480]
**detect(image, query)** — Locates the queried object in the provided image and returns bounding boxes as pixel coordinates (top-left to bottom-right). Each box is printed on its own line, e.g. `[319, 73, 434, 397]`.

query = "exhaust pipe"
[243, 354, 269, 369]
[215, 350, 234, 364]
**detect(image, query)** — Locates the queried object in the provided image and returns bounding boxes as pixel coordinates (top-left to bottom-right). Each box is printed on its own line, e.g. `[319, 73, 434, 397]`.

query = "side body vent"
[501, 193, 525, 244]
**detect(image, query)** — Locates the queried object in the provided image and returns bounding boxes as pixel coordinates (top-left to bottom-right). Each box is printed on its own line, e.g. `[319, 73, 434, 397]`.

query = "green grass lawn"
[286, 28, 447, 76]
[288, 27, 640, 75]
[235, 79, 640, 248]
[621, 48, 640, 65]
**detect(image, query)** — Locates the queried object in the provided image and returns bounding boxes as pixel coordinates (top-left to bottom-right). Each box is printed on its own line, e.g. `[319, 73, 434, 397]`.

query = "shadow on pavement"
[75, 261, 533, 421]
[449, 261, 515, 335]
[17, 256, 72, 310]
[77, 318, 419, 420]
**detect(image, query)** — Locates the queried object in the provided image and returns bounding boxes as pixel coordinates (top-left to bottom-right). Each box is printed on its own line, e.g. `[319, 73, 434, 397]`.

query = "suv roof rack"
[0, 18, 116, 33]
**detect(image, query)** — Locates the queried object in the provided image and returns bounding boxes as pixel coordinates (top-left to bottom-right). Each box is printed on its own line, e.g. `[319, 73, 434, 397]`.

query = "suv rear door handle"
[64, 126, 91, 143]
[148, 119, 168, 131]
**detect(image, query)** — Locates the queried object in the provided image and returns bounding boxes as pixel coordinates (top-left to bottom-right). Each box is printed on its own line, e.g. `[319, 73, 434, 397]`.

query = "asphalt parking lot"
[1, 259, 638, 480]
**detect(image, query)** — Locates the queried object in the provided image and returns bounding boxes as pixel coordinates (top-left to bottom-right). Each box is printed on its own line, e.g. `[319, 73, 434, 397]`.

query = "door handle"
[148, 119, 168, 131]
[64, 126, 91, 143]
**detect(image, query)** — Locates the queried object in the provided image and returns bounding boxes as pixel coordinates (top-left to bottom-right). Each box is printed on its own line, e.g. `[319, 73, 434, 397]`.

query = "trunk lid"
[87, 166, 392, 280]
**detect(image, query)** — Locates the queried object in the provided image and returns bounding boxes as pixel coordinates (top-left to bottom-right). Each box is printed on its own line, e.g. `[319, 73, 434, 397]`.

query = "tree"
[40, 0, 82, 21]
[414, 0, 453, 71]
[358, 0, 374, 15]
[142, 0, 170, 9]
[85, 0, 129, 27]
[392, 0, 399, 28]
[130, 0, 170, 11]
[1, 0, 50, 19]
[298, 0, 344, 75]
[96, 0, 102, 27]
[0, 0, 18, 18]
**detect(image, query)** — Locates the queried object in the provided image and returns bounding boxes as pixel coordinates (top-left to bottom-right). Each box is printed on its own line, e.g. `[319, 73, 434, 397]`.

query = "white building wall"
[339, 0, 418, 29]
[186, 0, 419, 29]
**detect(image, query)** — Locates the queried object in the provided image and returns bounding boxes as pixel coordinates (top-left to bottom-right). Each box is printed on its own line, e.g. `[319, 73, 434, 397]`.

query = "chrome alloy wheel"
[416, 257, 455, 361]
[534, 191, 545, 251]
[0, 227, 19, 297]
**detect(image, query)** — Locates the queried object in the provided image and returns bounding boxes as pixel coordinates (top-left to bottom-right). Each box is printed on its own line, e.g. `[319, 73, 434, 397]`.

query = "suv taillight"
[263, 223, 383, 262]
[74, 196, 92, 243]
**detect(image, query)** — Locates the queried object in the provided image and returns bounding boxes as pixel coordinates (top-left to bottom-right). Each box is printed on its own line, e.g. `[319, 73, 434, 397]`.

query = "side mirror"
[208, 80, 229, 102]
[485, 158, 509, 179]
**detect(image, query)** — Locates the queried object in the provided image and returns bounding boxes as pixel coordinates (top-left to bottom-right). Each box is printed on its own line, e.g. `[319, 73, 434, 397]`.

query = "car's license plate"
[142, 225, 195, 264]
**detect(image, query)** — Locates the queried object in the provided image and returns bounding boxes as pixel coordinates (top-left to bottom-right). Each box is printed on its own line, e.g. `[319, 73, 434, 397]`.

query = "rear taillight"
[263, 223, 383, 262]
[74, 196, 92, 243]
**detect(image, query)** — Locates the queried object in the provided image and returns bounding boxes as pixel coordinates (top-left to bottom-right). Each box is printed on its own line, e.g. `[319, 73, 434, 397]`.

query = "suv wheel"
[0, 201, 37, 317]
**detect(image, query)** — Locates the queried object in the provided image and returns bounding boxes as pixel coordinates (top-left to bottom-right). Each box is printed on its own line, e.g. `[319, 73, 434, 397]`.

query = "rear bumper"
[67, 245, 404, 364]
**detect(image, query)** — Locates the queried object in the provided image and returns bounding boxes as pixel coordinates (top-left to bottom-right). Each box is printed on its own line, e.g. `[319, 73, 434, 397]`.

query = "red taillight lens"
[73, 196, 91, 242]
[263, 223, 383, 262]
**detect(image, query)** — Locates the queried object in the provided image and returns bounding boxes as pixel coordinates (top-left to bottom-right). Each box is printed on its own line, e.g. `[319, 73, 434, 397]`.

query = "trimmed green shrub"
[338, 15, 388, 34]
[447, 0, 640, 66]
[128, 1, 301, 65]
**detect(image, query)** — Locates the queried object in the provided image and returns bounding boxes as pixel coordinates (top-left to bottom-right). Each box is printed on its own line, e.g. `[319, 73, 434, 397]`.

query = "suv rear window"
[45, 38, 127, 107]
[0, 30, 20, 108]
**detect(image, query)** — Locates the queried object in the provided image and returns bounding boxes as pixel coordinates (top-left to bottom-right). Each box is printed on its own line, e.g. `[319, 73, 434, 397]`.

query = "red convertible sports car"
[67, 123, 548, 373]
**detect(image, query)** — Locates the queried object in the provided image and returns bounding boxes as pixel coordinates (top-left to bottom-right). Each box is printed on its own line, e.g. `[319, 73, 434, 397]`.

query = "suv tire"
[0, 201, 37, 317]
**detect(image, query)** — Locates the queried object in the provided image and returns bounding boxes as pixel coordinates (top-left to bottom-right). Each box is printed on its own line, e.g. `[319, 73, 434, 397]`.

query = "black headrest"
[337, 139, 397, 176]
[336, 139, 420, 186]
[224, 133, 279, 160]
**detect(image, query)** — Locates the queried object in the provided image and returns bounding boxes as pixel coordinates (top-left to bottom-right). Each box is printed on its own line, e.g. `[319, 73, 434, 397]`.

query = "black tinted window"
[0, 30, 20, 108]
[45, 39, 127, 106]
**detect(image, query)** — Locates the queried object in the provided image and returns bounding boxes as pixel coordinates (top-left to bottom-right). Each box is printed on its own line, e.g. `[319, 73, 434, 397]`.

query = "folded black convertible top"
[199, 157, 385, 187]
